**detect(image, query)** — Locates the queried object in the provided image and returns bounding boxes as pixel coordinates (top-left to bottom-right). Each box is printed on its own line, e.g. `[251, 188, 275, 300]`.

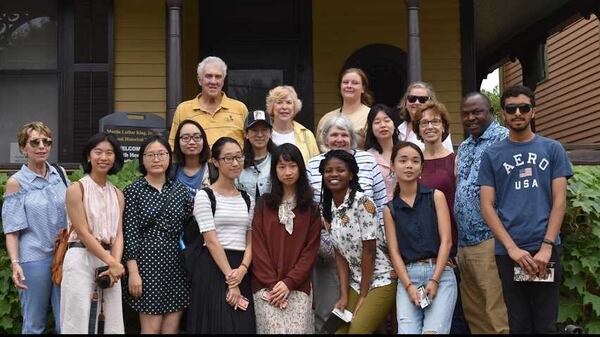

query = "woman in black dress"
[122, 135, 192, 333]
[187, 137, 255, 334]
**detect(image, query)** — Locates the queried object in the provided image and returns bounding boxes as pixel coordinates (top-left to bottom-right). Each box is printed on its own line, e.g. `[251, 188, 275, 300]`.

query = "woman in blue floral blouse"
[319, 150, 396, 334]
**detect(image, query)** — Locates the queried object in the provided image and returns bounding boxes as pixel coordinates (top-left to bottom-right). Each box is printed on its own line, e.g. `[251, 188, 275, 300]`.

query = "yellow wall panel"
[115, 76, 166, 89]
[312, 0, 463, 144]
[114, 0, 166, 114]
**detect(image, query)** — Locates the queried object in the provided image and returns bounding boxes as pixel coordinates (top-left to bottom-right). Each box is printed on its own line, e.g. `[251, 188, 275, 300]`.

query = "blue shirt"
[175, 164, 207, 199]
[455, 121, 508, 246]
[390, 185, 440, 263]
[2, 164, 69, 262]
[477, 135, 573, 255]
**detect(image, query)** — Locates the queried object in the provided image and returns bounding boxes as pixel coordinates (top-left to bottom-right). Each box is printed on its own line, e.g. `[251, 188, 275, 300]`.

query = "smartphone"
[417, 286, 431, 309]
[261, 291, 271, 302]
[331, 308, 353, 323]
[237, 295, 249, 311]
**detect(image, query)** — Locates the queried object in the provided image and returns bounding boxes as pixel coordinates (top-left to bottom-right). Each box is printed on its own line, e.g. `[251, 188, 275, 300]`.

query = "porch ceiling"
[474, 0, 569, 68]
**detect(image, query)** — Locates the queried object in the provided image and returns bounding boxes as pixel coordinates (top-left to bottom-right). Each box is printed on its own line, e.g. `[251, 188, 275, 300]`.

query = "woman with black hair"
[122, 135, 192, 333]
[237, 110, 277, 199]
[251, 143, 321, 333]
[384, 142, 456, 334]
[171, 119, 212, 198]
[364, 104, 400, 202]
[188, 137, 255, 334]
[61, 132, 126, 333]
[320, 150, 396, 334]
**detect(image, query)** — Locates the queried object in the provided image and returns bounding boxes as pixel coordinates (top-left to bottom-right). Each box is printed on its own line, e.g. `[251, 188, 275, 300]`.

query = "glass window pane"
[227, 69, 283, 111]
[0, 74, 59, 163]
[0, 0, 58, 69]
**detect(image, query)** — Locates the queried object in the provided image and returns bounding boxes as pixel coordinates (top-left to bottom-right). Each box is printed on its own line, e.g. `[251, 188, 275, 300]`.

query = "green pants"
[336, 283, 397, 334]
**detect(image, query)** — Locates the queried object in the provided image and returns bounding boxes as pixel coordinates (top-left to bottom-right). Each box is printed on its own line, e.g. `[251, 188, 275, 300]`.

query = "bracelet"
[239, 263, 248, 270]
[10, 259, 19, 264]
[429, 278, 440, 285]
[542, 238, 555, 247]
[404, 282, 413, 290]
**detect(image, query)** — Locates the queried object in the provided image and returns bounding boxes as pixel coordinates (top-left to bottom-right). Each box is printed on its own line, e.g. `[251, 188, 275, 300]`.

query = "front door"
[199, 0, 314, 129]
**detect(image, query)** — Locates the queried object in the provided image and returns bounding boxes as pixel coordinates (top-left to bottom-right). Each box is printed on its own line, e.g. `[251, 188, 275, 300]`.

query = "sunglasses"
[28, 138, 53, 147]
[407, 95, 429, 104]
[504, 104, 533, 114]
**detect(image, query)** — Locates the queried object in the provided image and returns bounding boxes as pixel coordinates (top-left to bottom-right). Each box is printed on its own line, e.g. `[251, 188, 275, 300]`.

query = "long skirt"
[60, 247, 124, 334]
[186, 248, 255, 334]
[253, 288, 314, 334]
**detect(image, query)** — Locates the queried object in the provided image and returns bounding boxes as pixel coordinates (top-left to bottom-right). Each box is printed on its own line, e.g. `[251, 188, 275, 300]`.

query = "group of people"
[2, 55, 572, 335]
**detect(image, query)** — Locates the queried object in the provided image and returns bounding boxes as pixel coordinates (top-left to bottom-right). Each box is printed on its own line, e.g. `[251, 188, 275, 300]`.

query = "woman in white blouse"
[396, 81, 454, 152]
[61, 132, 126, 334]
[188, 137, 255, 334]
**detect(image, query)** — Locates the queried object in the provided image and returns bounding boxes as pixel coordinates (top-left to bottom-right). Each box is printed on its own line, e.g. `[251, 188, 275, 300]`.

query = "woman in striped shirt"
[187, 137, 255, 334]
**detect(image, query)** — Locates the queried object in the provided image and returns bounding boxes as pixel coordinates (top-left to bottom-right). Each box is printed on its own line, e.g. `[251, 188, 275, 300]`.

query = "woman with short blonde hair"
[266, 85, 319, 164]
[2, 122, 68, 334]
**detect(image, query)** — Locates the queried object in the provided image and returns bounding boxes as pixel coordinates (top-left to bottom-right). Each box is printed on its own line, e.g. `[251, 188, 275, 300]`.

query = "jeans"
[18, 255, 61, 334]
[495, 245, 562, 334]
[396, 262, 457, 334]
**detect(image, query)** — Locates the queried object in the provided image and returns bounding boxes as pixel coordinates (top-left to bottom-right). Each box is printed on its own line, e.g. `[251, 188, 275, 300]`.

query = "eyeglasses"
[28, 138, 53, 147]
[143, 152, 169, 160]
[219, 155, 245, 164]
[504, 104, 533, 114]
[407, 95, 430, 104]
[179, 133, 202, 143]
[419, 119, 443, 128]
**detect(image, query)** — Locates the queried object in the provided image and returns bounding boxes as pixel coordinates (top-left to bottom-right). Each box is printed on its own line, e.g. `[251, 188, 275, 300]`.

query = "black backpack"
[182, 187, 251, 279]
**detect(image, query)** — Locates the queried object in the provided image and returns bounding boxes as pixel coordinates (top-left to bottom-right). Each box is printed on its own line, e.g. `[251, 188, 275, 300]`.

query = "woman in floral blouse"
[319, 150, 396, 334]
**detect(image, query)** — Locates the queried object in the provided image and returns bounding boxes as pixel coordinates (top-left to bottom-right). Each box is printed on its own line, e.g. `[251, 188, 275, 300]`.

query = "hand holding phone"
[417, 286, 431, 309]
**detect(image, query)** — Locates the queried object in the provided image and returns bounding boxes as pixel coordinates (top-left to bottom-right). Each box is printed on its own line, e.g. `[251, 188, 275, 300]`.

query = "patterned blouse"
[329, 190, 393, 293]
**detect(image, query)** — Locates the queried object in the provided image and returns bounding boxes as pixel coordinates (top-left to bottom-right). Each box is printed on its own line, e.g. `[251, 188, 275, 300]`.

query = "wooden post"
[166, 0, 183, 129]
[406, 0, 422, 83]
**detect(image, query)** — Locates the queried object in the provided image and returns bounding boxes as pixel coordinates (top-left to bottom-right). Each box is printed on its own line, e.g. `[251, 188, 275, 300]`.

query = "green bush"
[559, 165, 600, 333]
[0, 162, 140, 334]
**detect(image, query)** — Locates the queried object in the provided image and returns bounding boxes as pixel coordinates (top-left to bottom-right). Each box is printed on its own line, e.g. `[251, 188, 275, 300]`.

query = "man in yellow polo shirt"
[168, 56, 248, 150]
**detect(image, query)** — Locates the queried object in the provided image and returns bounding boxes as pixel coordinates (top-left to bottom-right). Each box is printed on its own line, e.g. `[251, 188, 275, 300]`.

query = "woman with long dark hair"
[319, 150, 396, 334]
[171, 119, 212, 197]
[384, 142, 457, 334]
[188, 137, 255, 333]
[251, 143, 321, 333]
[364, 104, 400, 202]
[237, 110, 277, 199]
[122, 135, 192, 333]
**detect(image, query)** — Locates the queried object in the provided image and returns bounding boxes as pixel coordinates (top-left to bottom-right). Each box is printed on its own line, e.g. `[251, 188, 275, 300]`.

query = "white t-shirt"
[271, 129, 296, 146]
[193, 189, 255, 251]
[397, 121, 454, 152]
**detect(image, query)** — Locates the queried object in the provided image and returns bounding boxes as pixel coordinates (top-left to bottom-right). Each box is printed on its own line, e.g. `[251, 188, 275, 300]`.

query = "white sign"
[10, 142, 26, 164]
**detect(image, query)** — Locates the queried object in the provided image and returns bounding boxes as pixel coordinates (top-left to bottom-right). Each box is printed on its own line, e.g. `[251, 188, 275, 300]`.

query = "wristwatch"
[542, 238, 556, 247]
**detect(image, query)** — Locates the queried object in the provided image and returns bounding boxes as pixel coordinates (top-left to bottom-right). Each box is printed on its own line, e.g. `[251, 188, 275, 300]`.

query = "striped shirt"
[193, 189, 255, 251]
[307, 149, 387, 222]
[1, 163, 69, 263]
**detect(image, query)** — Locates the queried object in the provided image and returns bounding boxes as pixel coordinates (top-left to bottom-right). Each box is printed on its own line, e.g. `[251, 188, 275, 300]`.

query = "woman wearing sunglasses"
[397, 82, 454, 152]
[2, 122, 69, 333]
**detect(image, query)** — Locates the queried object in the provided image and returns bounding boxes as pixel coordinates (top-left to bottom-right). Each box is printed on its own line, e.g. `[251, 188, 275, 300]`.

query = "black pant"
[495, 246, 562, 334]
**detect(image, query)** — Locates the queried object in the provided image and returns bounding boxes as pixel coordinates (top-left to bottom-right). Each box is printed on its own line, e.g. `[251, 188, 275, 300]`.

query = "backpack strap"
[238, 189, 251, 212]
[201, 187, 217, 216]
[52, 163, 68, 187]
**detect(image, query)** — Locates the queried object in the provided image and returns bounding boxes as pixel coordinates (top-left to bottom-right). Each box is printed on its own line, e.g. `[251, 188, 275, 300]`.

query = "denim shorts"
[396, 261, 457, 334]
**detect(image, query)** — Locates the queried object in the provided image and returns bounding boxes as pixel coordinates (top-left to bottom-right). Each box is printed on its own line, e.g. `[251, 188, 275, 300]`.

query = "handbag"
[51, 181, 84, 286]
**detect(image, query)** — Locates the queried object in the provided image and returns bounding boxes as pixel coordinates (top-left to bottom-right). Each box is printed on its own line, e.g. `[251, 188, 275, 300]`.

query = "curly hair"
[319, 150, 363, 224]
